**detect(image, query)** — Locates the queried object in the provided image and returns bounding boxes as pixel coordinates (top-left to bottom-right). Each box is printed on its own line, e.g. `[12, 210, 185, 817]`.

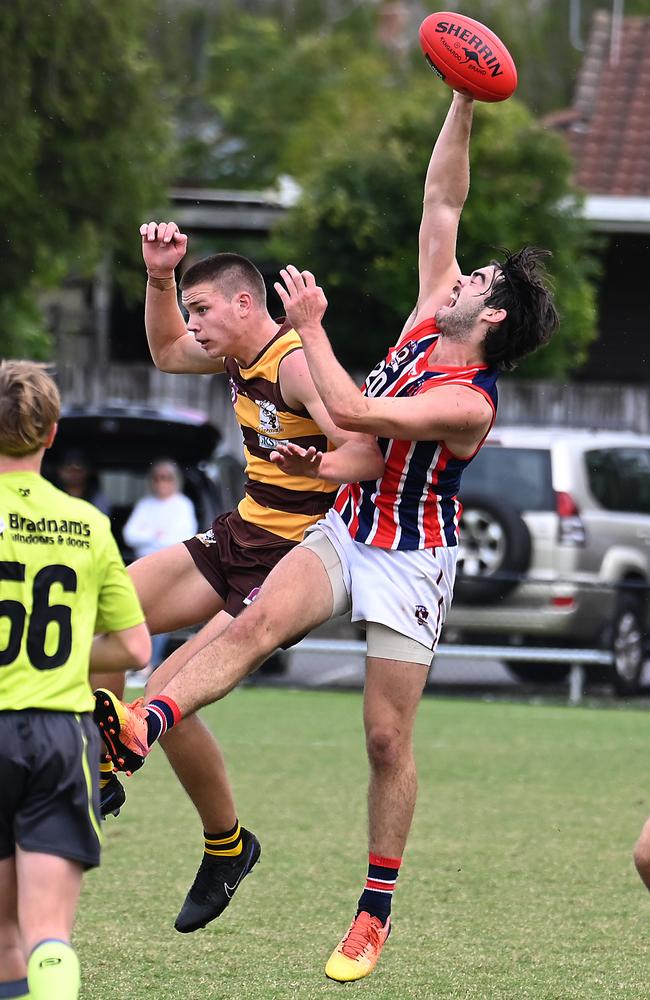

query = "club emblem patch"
[196, 528, 217, 547]
[256, 400, 282, 434]
[414, 605, 429, 626]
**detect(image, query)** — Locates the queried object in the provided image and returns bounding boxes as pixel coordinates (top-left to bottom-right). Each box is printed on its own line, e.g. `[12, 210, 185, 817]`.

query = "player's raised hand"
[270, 442, 323, 479]
[274, 265, 328, 336]
[140, 221, 188, 276]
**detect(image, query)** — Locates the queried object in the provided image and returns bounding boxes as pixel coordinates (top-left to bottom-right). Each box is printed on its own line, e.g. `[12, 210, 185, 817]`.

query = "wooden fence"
[55, 363, 650, 457]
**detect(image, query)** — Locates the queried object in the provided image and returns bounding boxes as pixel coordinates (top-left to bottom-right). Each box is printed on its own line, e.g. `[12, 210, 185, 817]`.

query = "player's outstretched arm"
[275, 266, 494, 456]
[141, 221, 224, 375]
[416, 93, 474, 317]
[277, 335, 384, 483]
[275, 265, 378, 435]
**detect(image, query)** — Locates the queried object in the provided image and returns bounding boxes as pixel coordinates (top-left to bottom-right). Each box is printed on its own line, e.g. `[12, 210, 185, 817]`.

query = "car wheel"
[605, 594, 645, 697]
[505, 662, 571, 684]
[454, 493, 532, 605]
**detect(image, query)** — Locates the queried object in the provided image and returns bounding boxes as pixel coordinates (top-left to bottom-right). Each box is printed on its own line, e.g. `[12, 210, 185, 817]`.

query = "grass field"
[76, 688, 650, 999]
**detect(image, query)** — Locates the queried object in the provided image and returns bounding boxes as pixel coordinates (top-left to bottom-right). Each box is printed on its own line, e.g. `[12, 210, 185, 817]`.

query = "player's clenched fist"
[140, 221, 188, 277]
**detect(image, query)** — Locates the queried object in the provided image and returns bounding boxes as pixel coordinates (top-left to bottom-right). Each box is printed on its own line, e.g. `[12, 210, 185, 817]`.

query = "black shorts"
[0, 710, 102, 870]
[184, 510, 296, 618]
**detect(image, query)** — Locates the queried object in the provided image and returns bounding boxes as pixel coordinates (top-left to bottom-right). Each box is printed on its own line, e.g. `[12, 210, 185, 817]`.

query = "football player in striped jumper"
[93, 91, 558, 980]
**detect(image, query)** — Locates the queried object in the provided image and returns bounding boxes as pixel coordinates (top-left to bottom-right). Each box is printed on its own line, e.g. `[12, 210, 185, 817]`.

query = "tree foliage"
[271, 87, 598, 376]
[150, 4, 598, 376]
[190, 12, 597, 376]
[0, 0, 172, 358]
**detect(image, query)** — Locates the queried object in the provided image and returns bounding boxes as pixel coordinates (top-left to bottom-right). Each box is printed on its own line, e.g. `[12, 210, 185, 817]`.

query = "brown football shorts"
[183, 510, 297, 618]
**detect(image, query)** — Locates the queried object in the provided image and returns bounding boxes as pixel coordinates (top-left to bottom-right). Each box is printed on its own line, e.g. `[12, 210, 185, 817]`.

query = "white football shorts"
[301, 508, 457, 665]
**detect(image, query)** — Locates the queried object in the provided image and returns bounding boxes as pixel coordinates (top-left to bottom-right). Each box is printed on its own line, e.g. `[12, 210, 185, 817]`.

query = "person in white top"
[123, 460, 197, 668]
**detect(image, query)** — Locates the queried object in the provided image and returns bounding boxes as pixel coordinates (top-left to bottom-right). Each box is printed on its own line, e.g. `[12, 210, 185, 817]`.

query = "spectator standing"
[123, 460, 198, 671]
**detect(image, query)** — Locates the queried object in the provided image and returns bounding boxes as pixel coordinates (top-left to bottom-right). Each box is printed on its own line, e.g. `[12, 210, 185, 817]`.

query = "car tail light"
[551, 595, 576, 608]
[555, 491, 586, 546]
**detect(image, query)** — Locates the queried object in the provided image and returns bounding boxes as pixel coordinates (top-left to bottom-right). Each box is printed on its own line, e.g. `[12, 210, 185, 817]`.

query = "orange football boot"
[325, 911, 391, 982]
[93, 688, 151, 773]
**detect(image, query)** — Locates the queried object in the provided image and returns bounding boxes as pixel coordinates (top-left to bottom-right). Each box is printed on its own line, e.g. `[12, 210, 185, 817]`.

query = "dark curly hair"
[482, 247, 559, 371]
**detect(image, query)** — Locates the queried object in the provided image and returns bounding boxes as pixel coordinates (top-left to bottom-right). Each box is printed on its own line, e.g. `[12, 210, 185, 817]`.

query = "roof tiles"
[551, 12, 650, 196]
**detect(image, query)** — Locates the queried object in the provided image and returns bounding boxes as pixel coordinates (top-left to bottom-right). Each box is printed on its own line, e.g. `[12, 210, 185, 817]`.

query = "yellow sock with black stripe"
[99, 753, 114, 790]
[204, 819, 243, 859]
[28, 940, 79, 1000]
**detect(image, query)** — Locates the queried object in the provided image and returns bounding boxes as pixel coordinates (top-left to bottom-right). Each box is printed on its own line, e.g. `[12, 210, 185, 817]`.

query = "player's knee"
[365, 725, 405, 770]
[234, 601, 286, 657]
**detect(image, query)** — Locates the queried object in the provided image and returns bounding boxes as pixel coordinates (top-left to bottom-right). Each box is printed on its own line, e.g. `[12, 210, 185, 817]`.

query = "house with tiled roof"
[548, 10, 650, 382]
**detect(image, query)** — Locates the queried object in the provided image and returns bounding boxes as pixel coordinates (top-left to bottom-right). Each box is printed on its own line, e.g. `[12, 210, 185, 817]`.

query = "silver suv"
[445, 427, 650, 695]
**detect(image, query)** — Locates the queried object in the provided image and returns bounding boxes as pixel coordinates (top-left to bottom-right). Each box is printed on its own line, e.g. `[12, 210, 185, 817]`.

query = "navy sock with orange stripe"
[143, 696, 182, 745]
[356, 852, 402, 925]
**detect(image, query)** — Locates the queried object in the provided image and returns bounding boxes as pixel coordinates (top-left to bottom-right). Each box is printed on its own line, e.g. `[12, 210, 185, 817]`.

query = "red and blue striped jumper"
[334, 317, 499, 551]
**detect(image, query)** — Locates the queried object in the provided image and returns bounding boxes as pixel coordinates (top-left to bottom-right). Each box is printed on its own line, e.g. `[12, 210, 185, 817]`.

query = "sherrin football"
[419, 12, 517, 103]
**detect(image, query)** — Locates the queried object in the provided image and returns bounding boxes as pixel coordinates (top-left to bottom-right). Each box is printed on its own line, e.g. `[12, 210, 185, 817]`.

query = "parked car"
[43, 403, 243, 559]
[40, 403, 289, 671]
[445, 427, 650, 695]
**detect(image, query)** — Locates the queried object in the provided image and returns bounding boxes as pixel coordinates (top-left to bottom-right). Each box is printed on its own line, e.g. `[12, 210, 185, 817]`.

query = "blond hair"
[0, 360, 61, 457]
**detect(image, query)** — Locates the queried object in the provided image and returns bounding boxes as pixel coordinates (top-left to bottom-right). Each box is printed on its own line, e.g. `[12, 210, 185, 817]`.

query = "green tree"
[271, 84, 598, 377]
[148, 3, 599, 377]
[170, 6, 387, 186]
[0, 0, 173, 359]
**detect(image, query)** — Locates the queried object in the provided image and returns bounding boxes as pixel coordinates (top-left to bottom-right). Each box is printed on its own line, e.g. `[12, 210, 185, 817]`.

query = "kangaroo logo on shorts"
[414, 604, 429, 626]
[256, 399, 282, 434]
[196, 528, 217, 547]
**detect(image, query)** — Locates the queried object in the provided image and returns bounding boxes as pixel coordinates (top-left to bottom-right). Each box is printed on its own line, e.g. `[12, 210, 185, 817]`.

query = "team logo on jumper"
[414, 605, 430, 626]
[256, 400, 282, 434]
[389, 340, 418, 371]
[258, 435, 291, 451]
[243, 586, 261, 606]
[405, 376, 429, 397]
[18, 487, 30, 497]
[196, 528, 217, 547]
[229, 377, 238, 405]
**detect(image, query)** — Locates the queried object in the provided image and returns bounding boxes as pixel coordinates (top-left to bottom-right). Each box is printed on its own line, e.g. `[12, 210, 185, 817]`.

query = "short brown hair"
[0, 360, 60, 457]
[180, 252, 267, 307]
